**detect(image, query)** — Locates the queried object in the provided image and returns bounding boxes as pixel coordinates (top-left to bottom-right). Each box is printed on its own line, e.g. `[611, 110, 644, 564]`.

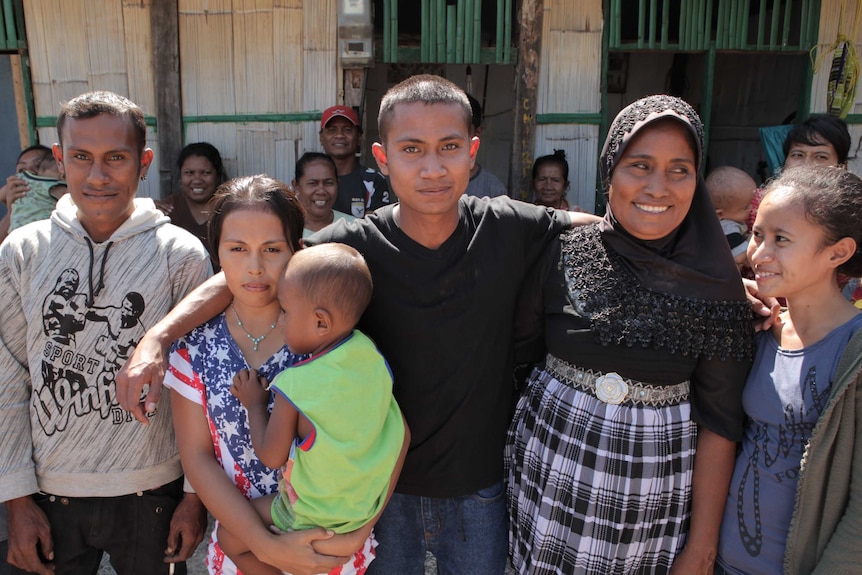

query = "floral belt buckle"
[595, 372, 629, 405]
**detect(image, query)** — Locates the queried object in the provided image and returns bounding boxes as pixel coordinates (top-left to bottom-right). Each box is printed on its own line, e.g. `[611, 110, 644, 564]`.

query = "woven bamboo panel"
[82, 1, 128, 94]
[123, 0, 156, 113]
[303, 0, 336, 52]
[302, 0, 338, 153]
[275, 120, 304, 142]
[236, 124, 278, 178]
[275, 138, 299, 186]
[22, 0, 54, 110]
[180, 0, 235, 116]
[24, 0, 154, 107]
[178, 0, 336, 181]
[234, 0, 276, 112]
[301, 48, 336, 151]
[25, 0, 92, 110]
[545, 0, 602, 32]
[538, 28, 602, 114]
[275, 2, 303, 113]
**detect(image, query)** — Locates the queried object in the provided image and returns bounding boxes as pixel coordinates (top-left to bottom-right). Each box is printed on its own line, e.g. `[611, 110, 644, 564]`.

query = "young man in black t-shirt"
[117, 75, 595, 574]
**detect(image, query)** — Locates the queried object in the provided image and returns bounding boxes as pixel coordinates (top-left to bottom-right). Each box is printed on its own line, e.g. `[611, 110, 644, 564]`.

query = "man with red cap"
[319, 106, 392, 218]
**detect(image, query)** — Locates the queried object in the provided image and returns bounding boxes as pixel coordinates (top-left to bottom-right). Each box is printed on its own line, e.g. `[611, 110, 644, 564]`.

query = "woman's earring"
[140, 175, 147, 182]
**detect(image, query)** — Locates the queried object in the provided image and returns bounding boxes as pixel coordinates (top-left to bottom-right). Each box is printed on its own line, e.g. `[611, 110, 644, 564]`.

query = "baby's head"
[706, 166, 756, 223]
[278, 243, 372, 355]
[18, 147, 60, 179]
[34, 152, 61, 179]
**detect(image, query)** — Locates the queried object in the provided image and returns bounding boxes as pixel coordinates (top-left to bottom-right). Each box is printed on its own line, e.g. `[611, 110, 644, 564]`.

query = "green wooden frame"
[382, 0, 514, 64]
[607, 0, 820, 51]
[588, 0, 822, 211]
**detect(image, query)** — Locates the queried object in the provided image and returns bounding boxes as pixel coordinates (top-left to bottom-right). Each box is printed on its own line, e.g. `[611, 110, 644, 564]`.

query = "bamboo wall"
[534, 0, 603, 212]
[23, 0, 161, 198]
[813, 0, 862, 173]
[22, 0, 339, 198]
[180, 0, 338, 191]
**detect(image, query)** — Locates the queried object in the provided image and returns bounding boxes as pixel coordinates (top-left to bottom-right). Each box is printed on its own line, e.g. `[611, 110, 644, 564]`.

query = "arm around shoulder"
[117, 271, 232, 423]
[564, 210, 601, 227]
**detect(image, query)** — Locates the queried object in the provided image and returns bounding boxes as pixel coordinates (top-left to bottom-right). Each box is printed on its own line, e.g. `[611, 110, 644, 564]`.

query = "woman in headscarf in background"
[507, 95, 754, 574]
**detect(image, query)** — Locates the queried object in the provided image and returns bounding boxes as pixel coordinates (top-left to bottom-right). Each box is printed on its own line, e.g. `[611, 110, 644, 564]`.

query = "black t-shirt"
[308, 196, 568, 497]
[333, 163, 392, 218]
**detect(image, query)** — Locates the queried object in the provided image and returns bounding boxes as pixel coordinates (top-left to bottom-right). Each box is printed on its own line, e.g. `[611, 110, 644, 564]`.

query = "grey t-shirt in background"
[465, 165, 507, 198]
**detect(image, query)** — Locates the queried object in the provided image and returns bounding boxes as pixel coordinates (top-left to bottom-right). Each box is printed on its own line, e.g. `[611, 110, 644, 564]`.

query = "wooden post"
[509, 0, 543, 200]
[343, 69, 364, 111]
[10, 55, 31, 146]
[150, 0, 182, 199]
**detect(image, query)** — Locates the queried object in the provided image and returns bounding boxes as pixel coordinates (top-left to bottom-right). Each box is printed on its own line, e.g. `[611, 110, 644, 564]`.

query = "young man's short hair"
[378, 75, 472, 143]
[57, 91, 148, 155]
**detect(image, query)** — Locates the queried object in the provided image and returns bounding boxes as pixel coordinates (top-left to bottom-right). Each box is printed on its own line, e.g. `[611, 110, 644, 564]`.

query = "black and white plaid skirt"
[506, 363, 697, 574]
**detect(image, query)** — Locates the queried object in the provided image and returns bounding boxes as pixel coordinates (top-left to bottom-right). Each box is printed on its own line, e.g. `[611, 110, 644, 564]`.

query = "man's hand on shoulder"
[742, 277, 780, 332]
[6, 496, 54, 575]
[116, 328, 169, 425]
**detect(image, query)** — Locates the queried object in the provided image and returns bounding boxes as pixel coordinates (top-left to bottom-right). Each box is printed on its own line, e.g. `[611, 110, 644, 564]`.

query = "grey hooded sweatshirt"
[0, 195, 211, 500]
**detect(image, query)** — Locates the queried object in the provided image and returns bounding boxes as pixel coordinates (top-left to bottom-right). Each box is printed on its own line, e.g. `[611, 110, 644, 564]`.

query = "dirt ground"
[96, 516, 516, 574]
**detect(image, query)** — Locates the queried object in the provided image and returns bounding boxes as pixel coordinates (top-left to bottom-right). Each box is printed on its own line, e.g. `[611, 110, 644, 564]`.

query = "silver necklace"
[231, 305, 279, 351]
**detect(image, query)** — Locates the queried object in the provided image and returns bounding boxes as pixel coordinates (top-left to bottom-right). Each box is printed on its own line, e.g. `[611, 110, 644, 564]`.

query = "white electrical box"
[338, 0, 373, 68]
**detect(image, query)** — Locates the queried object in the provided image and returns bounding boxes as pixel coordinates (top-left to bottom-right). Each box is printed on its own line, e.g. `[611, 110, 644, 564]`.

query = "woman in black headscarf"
[507, 95, 754, 574]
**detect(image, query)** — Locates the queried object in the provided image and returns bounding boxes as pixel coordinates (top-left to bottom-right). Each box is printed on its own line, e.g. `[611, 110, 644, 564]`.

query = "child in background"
[219, 243, 408, 575]
[9, 149, 67, 231]
[716, 166, 862, 574]
[706, 166, 757, 270]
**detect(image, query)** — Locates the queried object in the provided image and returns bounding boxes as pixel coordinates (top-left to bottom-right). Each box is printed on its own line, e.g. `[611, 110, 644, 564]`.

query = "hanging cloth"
[814, 0, 862, 118]
[827, 36, 859, 117]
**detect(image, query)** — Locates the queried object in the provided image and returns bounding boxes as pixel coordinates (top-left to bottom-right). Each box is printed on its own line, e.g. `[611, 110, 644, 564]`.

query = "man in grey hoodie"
[0, 91, 212, 575]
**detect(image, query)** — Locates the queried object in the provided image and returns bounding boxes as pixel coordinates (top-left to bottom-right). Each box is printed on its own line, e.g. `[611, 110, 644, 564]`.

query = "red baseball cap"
[320, 106, 360, 129]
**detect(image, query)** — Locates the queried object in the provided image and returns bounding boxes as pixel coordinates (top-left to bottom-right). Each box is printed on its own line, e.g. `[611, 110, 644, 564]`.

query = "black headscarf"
[552, 95, 753, 361]
[599, 95, 746, 303]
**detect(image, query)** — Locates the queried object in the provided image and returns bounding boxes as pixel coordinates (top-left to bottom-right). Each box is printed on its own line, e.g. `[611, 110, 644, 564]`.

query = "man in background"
[464, 94, 507, 198]
[319, 105, 392, 217]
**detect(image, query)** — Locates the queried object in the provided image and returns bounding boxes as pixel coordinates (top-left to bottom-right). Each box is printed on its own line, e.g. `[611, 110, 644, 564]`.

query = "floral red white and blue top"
[165, 313, 302, 575]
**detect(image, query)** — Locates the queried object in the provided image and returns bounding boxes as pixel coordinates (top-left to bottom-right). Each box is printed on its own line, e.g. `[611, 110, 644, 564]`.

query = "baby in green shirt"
[10, 150, 67, 231]
[220, 243, 409, 575]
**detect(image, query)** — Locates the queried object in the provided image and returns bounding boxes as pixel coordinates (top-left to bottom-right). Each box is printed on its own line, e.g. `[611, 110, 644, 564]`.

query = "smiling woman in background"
[292, 152, 355, 238]
[532, 150, 572, 211]
[158, 142, 228, 262]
